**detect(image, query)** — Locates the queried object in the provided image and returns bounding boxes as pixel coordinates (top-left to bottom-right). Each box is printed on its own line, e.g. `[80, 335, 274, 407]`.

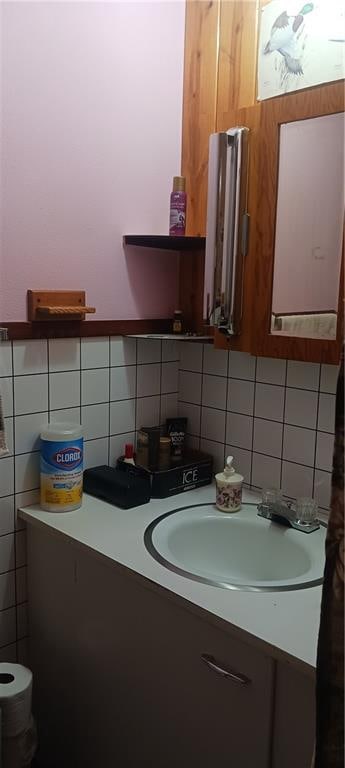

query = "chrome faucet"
[257, 498, 320, 534]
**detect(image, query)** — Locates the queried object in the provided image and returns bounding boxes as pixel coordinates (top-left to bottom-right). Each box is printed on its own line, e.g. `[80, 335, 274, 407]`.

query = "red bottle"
[169, 176, 187, 236]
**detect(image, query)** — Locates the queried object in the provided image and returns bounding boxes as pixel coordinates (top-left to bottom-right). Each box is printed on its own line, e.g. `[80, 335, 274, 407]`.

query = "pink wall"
[1, 2, 185, 321]
[272, 112, 344, 315]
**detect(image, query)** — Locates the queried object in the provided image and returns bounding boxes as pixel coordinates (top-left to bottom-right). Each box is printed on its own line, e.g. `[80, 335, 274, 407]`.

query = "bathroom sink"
[144, 502, 326, 592]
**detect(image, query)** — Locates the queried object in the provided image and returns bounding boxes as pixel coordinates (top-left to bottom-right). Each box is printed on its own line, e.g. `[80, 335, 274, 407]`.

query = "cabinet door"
[273, 662, 315, 768]
[73, 548, 274, 768]
[253, 82, 344, 364]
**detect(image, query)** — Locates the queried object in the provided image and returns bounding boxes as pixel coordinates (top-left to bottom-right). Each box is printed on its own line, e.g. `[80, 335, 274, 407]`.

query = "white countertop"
[19, 484, 323, 675]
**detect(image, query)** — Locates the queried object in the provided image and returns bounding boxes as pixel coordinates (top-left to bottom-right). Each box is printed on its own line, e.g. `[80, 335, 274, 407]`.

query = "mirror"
[271, 112, 344, 339]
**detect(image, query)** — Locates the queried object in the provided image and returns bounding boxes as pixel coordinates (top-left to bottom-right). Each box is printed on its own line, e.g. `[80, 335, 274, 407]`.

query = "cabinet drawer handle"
[201, 654, 251, 685]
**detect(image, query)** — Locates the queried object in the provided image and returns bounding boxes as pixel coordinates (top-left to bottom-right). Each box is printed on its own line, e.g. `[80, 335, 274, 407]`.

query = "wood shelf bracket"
[27, 290, 96, 322]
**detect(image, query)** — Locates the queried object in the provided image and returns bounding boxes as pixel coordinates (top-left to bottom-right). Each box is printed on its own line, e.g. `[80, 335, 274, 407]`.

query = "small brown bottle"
[173, 309, 183, 334]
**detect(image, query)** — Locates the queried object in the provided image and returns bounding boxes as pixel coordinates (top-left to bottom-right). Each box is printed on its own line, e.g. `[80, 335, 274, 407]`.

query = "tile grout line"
[247, 356, 257, 489]
[10, 341, 19, 658]
[279, 359, 288, 492]
[312, 365, 322, 503]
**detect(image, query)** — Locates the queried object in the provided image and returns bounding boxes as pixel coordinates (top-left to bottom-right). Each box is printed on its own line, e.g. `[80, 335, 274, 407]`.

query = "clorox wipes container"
[40, 423, 83, 512]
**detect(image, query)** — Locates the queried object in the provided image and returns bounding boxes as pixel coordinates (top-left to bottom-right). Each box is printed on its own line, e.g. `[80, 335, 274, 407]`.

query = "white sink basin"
[144, 502, 326, 591]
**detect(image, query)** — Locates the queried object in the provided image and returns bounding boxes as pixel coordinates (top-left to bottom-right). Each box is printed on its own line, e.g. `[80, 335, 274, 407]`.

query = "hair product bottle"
[169, 176, 187, 236]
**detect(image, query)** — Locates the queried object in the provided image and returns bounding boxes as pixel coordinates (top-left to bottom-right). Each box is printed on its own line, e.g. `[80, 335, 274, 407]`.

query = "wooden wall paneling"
[216, 0, 259, 127]
[179, 249, 205, 334]
[181, 0, 220, 237]
[253, 81, 344, 364]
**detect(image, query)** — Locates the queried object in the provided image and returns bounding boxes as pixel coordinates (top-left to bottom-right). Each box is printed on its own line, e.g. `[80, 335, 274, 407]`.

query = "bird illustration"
[264, 3, 314, 75]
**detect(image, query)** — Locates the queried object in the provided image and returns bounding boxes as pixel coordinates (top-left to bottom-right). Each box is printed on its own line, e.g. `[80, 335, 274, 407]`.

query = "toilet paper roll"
[0, 664, 32, 738]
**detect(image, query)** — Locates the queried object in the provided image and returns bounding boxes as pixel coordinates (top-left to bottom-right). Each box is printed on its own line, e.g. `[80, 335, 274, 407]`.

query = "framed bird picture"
[257, 0, 345, 100]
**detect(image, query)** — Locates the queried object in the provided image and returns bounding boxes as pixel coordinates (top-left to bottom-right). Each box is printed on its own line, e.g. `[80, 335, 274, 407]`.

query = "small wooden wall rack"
[28, 291, 96, 321]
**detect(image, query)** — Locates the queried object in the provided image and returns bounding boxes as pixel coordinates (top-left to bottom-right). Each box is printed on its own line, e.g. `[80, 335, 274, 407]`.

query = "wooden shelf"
[123, 235, 205, 251]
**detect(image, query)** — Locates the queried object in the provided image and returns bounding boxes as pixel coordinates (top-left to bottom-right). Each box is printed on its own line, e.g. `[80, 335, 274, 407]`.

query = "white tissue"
[0, 664, 32, 737]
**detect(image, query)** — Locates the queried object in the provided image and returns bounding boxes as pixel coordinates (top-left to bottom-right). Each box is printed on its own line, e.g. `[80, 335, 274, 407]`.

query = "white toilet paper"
[0, 664, 32, 738]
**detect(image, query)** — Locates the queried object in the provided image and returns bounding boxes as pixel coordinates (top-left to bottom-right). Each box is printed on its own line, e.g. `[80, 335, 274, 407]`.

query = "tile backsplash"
[178, 344, 337, 518]
[0, 336, 338, 661]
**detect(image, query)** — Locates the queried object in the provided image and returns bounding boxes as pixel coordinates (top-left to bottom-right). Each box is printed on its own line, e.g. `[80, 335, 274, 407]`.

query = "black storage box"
[83, 465, 151, 509]
[117, 450, 213, 498]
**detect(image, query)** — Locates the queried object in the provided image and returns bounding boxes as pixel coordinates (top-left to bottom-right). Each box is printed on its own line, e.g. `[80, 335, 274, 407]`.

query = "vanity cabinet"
[27, 525, 314, 768]
[181, 0, 344, 363]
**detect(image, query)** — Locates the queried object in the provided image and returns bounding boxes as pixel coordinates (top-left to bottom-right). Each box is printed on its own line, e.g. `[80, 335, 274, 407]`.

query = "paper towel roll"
[0, 663, 32, 737]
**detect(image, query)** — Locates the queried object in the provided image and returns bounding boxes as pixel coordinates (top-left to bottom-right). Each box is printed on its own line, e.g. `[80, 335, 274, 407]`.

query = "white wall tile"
[49, 371, 80, 411]
[4, 418, 14, 457]
[0, 534, 15, 574]
[15, 529, 27, 568]
[227, 379, 254, 415]
[0, 343, 12, 377]
[13, 340, 48, 376]
[202, 375, 227, 410]
[281, 461, 314, 500]
[283, 425, 316, 467]
[15, 490, 39, 531]
[0, 458, 14, 497]
[0, 608, 16, 648]
[0, 497, 14, 536]
[110, 400, 136, 435]
[225, 445, 252, 485]
[0, 572, 15, 611]
[137, 339, 161, 365]
[1, 378, 13, 417]
[179, 342, 202, 372]
[318, 393, 336, 434]
[162, 340, 180, 363]
[256, 357, 286, 385]
[49, 408, 81, 426]
[160, 393, 178, 423]
[203, 346, 228, 377]
[15, 567, 27, 605]
[315, 432, 334, 472]
[110, 366, 136, 401]
[14, 374, 48, 416]
[313, 469, 332, 510]
[14, 412, 48, 455]
[179, 371, 202, 404]
[0, 643, 17, 662]
[84, 438, 109, 470]
[161, 362, 179, 394]
[201, 407, 226, 444]
[137, 364, 161, 398]
[110, 337, 136, 367]
[16, 603, 28, 639]
[229, 351, 255, 380]
[320, 364, 339, 394]
[81, 337, 109, 369]
[81, 403, 109, 441]
[200, 439, 224, 473]
[251, 453, 281, 491]
[81, 368, 109, 405]
[109, 433, 135, 466]
[15, 453, 40, 494]
[286, 361, 320, 391]
[185, 434, 200, 451]
[253, 418, 282, 458]
[17, 637, 29, 666]
[284, 388, 318, 429]
[49, 338, 80, 372]
[226, 412, 253, 450]
[178, 401, 201, 436]
[255, 383, 285, 422]
[136, 396, 160, 429]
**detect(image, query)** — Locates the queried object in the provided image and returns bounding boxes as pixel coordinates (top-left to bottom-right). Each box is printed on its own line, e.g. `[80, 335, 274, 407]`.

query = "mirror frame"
[254, 81, 344, 364]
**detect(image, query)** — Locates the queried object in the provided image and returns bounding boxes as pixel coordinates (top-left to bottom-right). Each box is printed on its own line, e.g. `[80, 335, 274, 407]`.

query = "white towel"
[0, 392, 9, 457]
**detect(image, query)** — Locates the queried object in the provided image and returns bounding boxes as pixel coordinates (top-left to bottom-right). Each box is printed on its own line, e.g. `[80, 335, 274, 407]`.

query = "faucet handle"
[295, 497, 318, 525]
[261, 487, 283, 505]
